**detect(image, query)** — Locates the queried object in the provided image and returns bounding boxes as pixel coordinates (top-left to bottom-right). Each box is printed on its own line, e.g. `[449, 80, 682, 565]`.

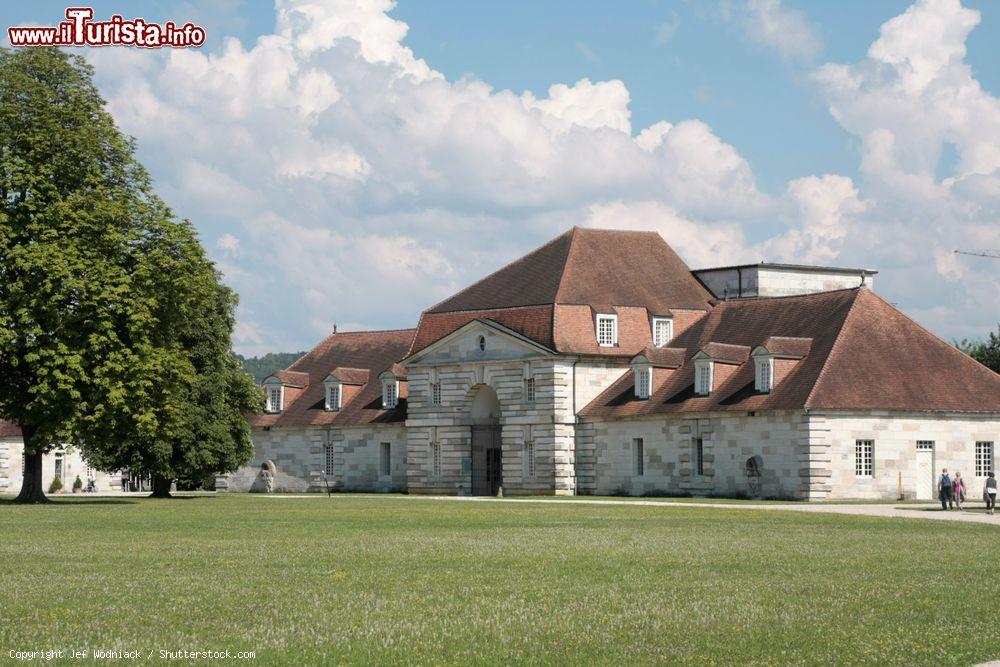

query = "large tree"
[0, 47, 259, 502]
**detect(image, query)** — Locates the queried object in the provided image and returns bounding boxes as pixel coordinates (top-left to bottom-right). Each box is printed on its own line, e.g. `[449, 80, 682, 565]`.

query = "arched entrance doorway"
[469, 384, 502, 496]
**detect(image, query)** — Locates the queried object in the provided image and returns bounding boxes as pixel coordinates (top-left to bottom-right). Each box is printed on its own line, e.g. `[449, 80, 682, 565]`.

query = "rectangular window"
[916, 440, 934, 451]
[694, 437, 704, 476]
[596, 314, 617, 347]
[756, 358, 773, 393]
[384, 382, 398, 409]
[976, 441, 994, 477]
[634, 438, 644, 476]
[652, 318, 673, 347]
[380, 442, 391, 477]
[324, 444, 335, 475]
[431, 442, 441, 478]
[267, 386, 283, 412]
[523, 378, 535, 403]
[524, 441, 535, 479]
[431, 382, 441, 406]
[855, 439, 874, 477]
[695, 363, 712, 395]
[635, 368, 651, 399]
[327, 384, 340, 411]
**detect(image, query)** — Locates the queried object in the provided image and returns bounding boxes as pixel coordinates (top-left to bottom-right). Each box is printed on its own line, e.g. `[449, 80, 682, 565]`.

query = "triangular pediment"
[404, 318, 555, 366]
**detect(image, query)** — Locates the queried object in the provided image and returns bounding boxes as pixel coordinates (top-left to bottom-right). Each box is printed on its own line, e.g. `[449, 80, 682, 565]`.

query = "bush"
[72, 476, 83, 491]
[49, 476, 63, 494]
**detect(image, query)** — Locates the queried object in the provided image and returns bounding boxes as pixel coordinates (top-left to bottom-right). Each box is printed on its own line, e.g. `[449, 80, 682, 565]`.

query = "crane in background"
[954, 249, 1000, 259]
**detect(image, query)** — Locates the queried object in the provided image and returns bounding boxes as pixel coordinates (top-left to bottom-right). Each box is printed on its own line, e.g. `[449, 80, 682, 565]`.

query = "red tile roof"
[581, 288, 1000, 417]
[0, 420, 21, 437]
[412, 228, 713, 356]
[252, 329, 416, 428]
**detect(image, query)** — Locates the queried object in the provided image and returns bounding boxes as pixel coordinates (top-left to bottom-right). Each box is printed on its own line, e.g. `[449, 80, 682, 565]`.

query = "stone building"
[0, 422, 122, 494]
[219, 227, 1000, 499]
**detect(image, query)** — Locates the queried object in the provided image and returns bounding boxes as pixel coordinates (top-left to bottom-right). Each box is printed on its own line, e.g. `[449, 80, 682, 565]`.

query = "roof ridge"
[327, 327, 417, 335]
[714, 286, 863, 306]
[422, 230, 574, 314]
[803, 289, 866, 409]
[553, 226, 581, 304]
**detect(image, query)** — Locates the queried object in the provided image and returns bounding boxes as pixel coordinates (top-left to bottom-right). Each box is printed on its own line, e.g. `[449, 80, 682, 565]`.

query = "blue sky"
[5, 1, 1000, 353]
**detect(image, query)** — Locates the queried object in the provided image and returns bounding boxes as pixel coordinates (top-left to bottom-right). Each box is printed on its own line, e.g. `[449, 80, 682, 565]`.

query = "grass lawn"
[1, 495, 998, 665]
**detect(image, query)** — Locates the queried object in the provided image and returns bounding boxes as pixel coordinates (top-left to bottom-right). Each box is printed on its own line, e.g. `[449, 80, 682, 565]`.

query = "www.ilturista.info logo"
[7, 7, 206, 48]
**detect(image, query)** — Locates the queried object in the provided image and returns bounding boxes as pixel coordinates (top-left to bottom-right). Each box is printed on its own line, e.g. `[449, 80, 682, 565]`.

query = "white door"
[916, 447, 934, 500]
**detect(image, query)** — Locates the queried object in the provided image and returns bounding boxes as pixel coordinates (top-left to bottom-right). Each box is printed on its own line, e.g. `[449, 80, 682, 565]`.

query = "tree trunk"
[14, 426, 49, 504]
[150, 475, 173, 498]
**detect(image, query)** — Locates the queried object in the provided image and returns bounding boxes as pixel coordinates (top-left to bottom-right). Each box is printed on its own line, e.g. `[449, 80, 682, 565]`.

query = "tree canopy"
[956, 326, 1000, 375]
[0, 47, 260, 502]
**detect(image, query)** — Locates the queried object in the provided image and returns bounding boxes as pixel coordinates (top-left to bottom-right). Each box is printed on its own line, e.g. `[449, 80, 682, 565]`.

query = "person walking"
[984, 472, 997, 515]
[953, 471, 966, 510]
[938, 469, 953, 510]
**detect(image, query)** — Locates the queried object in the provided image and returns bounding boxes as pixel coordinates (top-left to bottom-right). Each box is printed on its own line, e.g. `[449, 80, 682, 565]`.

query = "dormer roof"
[631, 347, 686, 369]
[267, 370, 309, 388]
[325, 368, 370, 385]
[755, 336, 812, 359]
[693, 343, 751, 365]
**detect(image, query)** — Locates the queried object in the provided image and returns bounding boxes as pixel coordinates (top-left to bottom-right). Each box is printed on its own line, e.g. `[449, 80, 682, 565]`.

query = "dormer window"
[652, 317, 673, 348]
[634, 365, 652, 399]
[265, 385, 284, 413]
[755, 356, 773, 393]
[596, 314, 618, 347]
[325, 382, 342, 411]
[694, 361, 713, 396]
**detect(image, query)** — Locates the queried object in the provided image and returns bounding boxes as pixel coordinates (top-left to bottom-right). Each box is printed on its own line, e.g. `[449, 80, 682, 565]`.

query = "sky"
[5, 0, 1000, 355]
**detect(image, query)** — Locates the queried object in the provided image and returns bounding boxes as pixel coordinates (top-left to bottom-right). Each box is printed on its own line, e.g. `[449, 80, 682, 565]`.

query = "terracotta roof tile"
[633, 347, 686, 368]
[581, 288, 1000, 418]
[272, 370, 309, 387]
[698, 342, 751, 364]
[415, 228, 712, 355]
[252, 329, 415, 428]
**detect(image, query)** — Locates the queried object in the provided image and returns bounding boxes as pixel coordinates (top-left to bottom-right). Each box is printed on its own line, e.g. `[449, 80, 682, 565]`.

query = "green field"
[1, 495, 998, 666]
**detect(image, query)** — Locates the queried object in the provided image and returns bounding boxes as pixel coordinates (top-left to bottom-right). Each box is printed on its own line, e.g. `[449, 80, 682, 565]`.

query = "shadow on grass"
[0, 493, 218, 506]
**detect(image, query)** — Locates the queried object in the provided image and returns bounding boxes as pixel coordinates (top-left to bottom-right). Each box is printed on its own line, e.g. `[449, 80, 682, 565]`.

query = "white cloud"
[655, 14, 680, 47]
[743, 0, 821, 61]
[84, 0, 1000, 352]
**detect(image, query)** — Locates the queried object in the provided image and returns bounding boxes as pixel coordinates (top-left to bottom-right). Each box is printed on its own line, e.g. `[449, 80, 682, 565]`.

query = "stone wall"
[815, 411, 1000, 500]
[583, 411, 807, 499]
[221, 424, 407, 493]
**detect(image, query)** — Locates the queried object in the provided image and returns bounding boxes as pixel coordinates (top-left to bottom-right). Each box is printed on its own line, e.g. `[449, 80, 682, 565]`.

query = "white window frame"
[430, 382, 441, 406]
[634, 365, 652, 400]
[755, 356, 773, 393]
[523, 378, 535, 403]
[379, 442, 391, 478]
[694, 361, 713, 396]
[382, 380, 398, 409]
[652, 317, 673, 348]
[976, 441, 994, 478]
[325, 382, 341, 411]
[634, 438, 644, 476]
[596, 314, 618, 347]
[265, 384, 284, 413]
[855, 439, 874, 478]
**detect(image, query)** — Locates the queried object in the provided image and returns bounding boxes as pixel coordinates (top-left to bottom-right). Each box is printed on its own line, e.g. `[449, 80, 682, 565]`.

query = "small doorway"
[471, 425, 503, 496]
[916, 441, 934, 500]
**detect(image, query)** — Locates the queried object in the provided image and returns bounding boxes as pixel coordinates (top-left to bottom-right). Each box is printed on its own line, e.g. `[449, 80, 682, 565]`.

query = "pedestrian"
[938, 468, 953, 510]
[984, 472, 997, 516]
[953, 471, 966, 510]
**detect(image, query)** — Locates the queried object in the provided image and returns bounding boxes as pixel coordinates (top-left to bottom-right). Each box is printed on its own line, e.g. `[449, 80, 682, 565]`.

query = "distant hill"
[234, 352, 306, 383]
